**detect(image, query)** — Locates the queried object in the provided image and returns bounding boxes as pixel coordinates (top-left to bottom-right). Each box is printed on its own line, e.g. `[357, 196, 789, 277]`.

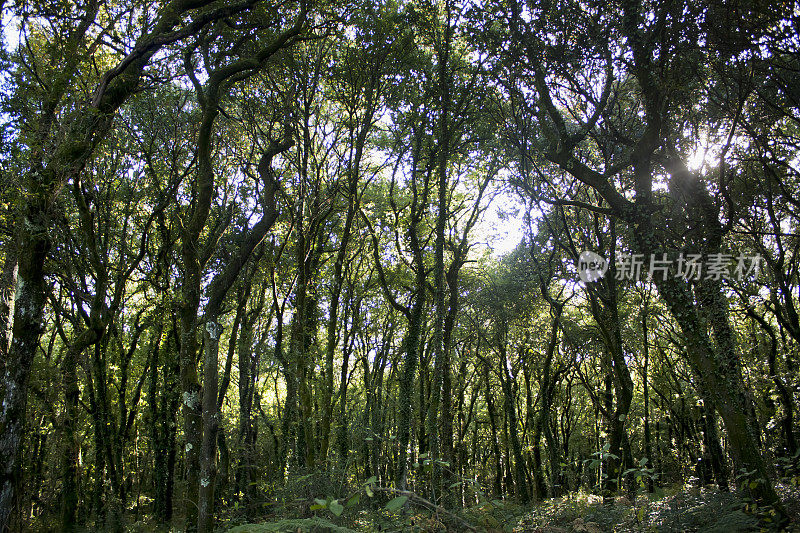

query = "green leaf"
[385, 495, 408, 512]
[329, 499, 344, 516]
[346, 494, 360, 507]
[364, 476, 377, 485]
[365, 486, 374, 498]
[314, 498, 327, 506]
[310, 504, 325, 511]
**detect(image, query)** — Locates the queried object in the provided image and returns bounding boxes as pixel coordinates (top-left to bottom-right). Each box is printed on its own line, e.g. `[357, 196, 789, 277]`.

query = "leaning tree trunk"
[195, 134, 290, 533]
[646, 245, 784, 513]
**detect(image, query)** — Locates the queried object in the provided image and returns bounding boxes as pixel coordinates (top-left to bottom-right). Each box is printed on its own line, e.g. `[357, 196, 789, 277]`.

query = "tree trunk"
[650, 264, 783, 512]
[0, 213, 49, 531]
[198, 321, 222, 533]
[0, 244, 16, 359]
[484, 363, 503, 497]
[498, 337, 529, 503]
[237, 305, 258, 513]
[60, 342, 81, 532]
[396, 297, 423, 489]
[336, 320, 353, 466]
[320, 117, 369, 463]
[750, 309, 798, 458]
[161, 330, 180, 524]
[640, 302, 655, 492]
[702, 404, 729, 491]
[179, 263, 204, 532]
[537, 297, 564, 498]
[194, 134, 287, 531]
[427, 2, 454, 504]
[150, 331, 169, 523]
[438, 265, 460, 506]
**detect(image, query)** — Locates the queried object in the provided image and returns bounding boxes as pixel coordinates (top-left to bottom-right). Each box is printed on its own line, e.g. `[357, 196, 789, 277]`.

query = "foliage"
[227, 517, 359, 533]
[513, 487, 764, 533]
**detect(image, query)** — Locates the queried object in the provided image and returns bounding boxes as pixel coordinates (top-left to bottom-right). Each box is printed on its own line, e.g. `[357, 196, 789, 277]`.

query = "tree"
[493, 0, 790, 518]
[0, 1, 263, 528]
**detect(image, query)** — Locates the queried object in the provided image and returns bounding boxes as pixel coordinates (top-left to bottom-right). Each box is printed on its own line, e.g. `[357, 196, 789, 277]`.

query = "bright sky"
[2, 13, 18, 49]
[477, 192, 526, 257]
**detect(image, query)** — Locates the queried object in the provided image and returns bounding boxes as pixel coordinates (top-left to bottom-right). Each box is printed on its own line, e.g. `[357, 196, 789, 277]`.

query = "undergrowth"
[224, 482, 800, 533]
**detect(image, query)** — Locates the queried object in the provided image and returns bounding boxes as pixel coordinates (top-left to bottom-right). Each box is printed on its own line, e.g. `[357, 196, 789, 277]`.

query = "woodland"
[0, 0, 799, 531]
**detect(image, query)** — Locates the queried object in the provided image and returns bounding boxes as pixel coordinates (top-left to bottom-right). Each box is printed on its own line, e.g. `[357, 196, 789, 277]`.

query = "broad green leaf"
[329, 499, 344, 516]
[385, 495, 408, 512]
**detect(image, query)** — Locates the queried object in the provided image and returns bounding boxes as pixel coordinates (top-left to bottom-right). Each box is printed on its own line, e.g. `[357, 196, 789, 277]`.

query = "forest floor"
[220, 482, 800, 533]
